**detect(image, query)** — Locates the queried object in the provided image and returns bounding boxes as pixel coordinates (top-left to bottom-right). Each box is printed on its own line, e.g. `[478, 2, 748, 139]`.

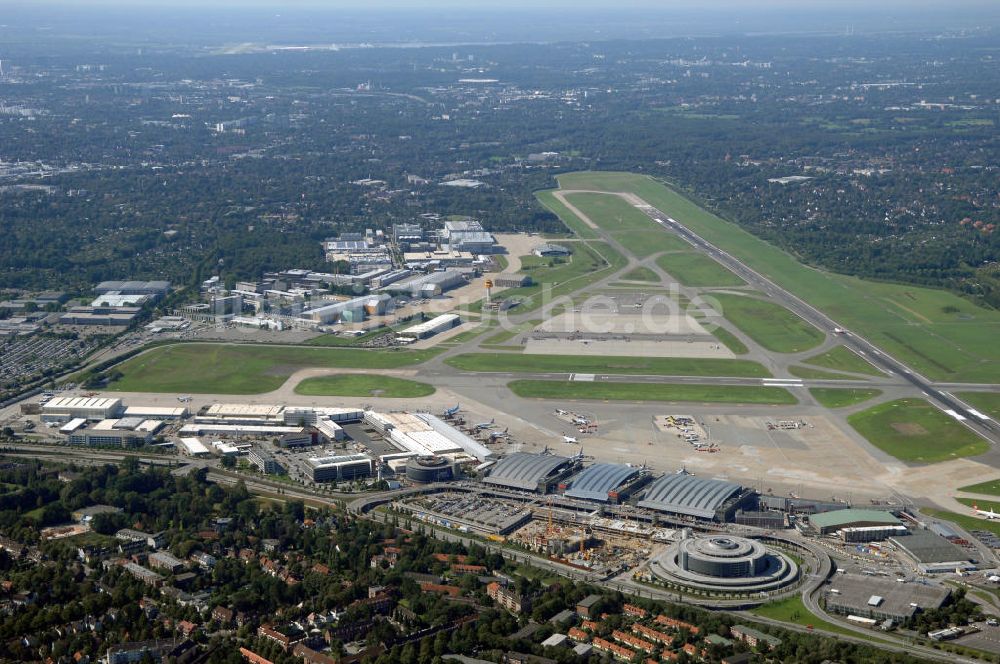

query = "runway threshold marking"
[968, 409, 992, 421]
[943, 409, 968, 422]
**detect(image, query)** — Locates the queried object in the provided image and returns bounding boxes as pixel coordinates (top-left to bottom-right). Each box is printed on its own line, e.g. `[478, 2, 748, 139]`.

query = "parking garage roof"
[483, 453, 571, 491]
[564, 463, 641, 502]
[637, 473, 742, 519]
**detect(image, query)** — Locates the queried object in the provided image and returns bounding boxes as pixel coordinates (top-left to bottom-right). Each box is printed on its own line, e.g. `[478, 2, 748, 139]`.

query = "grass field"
[482, 320, 542, 345]
[620, 267, 659, 282]
[847, 398, 990, 463]
[562, 192, 691, 257]
[550, 172, 1000, 383]
[446, 353, 771, 377]
[656, 252, 745, 287]
[707, 325, 749, 355]
[957, 479, 1000, 497]
[294, 374, 435, 398]
[809, 388, 882, 408]
[108, 343, 439, 394]
[955, 497, 1000, 512]
[956, 392, 1000, 420]
[802, 346, 881, 376]
[507, 380, 796, 404]
[788, 366, 855, 380]
[536, 189, 599, 239]
[751, 595, 859, 638]
[708, 293, 825, 353]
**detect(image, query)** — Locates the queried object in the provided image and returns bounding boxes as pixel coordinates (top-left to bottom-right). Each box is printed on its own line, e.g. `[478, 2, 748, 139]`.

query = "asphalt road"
[634, 203, 1000, 447]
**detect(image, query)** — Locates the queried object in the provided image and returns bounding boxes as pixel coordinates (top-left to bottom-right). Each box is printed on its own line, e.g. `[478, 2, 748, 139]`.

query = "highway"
[634, 202, 1000, 447]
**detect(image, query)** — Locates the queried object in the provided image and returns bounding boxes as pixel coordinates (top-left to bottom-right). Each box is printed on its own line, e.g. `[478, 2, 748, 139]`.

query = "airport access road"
[623, 198, 1000, 448]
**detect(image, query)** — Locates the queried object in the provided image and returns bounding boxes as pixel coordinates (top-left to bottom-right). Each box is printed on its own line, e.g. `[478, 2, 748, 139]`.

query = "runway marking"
[762, 378, 804, 387]
[571, 373, 596, 382]
[968, 409, 992, 421]
[943, 409, 968, 422]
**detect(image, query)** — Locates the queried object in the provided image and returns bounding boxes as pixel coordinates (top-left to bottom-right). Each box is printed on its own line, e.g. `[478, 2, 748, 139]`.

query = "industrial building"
[180, 423, 309, 439]
[66, 419, 153, 447]
[562, 463, 650, 503]
[533, 243, 571, 257]
[808, 509, 901, 535]
[41, 397, 124, 422]
[888, 530, 975, 573]
[398, 314, 461, 340]
[179, 438, 211, 457]
[365, 411, 492, 461]
[381, 270, 467, 298]
[59, 306, 143, 327]
[307, 454, 373, 483]
[282, 407, 363, 426]
[405, 456, 455, 484]
[823, 574, 950, 622]
[637, 473, 749, 521]
[299, 293, 391, 325]
[441, 220, 496, 254]
[123, 405, 188, 420]
[482, 453, 576, 493]
[95, 280, 170, 297]
[201, 403, 286, 424]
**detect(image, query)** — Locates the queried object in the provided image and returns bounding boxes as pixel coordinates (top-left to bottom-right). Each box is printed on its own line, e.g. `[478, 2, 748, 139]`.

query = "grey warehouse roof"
[484, 453, 571, 491]
[638, 473, 742, 519]
[564, 463, 640, 502]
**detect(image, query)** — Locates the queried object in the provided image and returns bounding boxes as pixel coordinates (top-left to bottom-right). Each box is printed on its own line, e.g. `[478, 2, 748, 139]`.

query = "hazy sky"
[15, 0, 1000, 7]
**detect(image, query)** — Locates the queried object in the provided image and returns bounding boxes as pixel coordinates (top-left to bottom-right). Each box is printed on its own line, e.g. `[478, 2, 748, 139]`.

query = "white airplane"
[562, 435, 578, 444]
[475, 419, 495, 430]
[973, 504, 1000, 520]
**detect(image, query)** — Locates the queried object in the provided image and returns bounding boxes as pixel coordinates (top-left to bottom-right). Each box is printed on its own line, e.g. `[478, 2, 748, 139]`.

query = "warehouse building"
[179, 437, 211, 457]
[823, 574, 950, 622]
[41, 397, 125, 422]
[398, 314, 461, 340]
[282, 406, 363, 426]
[533, 243, 571, 257]
[482, 452, 576, 493]
[380, 270, 468, 298]
[123, 406, 188, 420]
[307, 454, 373, 483]
[808, 509, 902, 536]
[95, 280, 171, 297]
[562, 463, 650, 504]
[180, 423, 308, 438]
[889, 530, 975, 574]
[299, 294, 391, 324]
[637, 473, 750, 521]
[201, 404, 285, 425]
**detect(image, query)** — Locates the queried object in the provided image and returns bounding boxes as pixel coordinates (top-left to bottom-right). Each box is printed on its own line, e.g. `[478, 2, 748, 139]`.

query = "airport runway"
[628, 199, 1000, 447]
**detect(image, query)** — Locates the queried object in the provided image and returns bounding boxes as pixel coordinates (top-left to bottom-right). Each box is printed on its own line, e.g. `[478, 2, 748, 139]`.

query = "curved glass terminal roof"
[564, 463, 641, 502]
[638, 473, 743, 519]
[483, 452, 571, 491]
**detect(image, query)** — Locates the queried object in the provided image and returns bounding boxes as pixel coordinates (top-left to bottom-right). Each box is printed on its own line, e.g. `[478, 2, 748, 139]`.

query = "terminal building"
[637, 473, 752, 521]
[561, 463, 651, 504]
[482, 453, 577, 494]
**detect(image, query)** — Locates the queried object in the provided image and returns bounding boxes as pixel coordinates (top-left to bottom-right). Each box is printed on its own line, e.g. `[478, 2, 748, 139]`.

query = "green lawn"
[847, 398, 990, 463]
[562, 192, 691, 257]
[957, 479, 1000, 497]
[551, 172, 1000, 383]
[447, 353, 771, 377]
[789, 366, 855, 380]
[802, 346, 881, 376]
[508, 380, 796, 405]
[294, 374, 435, 398]
[536, 189, 599, 239]
[656, 252, 745, 287]
[955, 497, 1000, 512]
[708, 293, 825, 353]
[956, 392, 1000, 419]
[619, 267, 660, 283]
[108, 343, 439, 394]
[707, 326, 749, 355]
[751, 595, 858, 637]
[482, 320, 542, 345]
[809, 388, 882, 408]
